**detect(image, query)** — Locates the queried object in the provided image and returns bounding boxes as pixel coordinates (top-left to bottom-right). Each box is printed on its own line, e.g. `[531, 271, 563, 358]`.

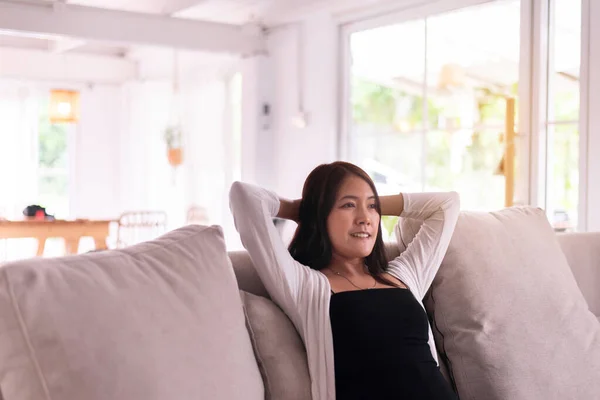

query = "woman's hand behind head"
[276, 198, 302, 223]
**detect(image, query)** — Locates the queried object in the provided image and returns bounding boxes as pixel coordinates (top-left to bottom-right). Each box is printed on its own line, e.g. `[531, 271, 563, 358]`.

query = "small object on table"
[23, 205, 55, 221]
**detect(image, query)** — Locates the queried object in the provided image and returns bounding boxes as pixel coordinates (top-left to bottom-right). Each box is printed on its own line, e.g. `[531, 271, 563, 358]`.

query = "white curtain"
[0, 81, 40, 259]
[120, 76, 238, 244]
[119, 81, 179, 225]
[0, 81, 39, 218]
[0, 70, 240, 257]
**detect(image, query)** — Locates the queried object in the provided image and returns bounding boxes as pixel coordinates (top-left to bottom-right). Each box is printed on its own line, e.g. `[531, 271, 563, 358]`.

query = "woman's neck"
[328, 255, 367, 277]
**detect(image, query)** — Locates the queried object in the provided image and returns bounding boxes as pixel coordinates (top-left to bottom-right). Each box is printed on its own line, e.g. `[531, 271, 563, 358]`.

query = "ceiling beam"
[49, 37, 87, 53]
[47, 0, 209, 54]
[47, 0, 86, 53]
[0, 47, 137, 83]
[162, 0, 209, 16]
[0, 0, 265, 55]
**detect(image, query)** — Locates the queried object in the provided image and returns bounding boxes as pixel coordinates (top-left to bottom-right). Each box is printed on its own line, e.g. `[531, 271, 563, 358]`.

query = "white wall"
[584, 0, 600, 231]
[240, 54, 273, 187]
[261, 3, 600, 233]
[264, 13, 339, 198]
[118, 81, 174, 214]
[73, 84, 124, 219]
[180, 77, 229, 229]
[0, 81, 38, 218]
[0, 48, 136, 84]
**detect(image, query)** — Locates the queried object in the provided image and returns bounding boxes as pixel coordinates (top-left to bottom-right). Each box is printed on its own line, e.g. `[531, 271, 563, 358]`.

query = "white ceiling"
[0, 34, 49, 50]
[0, 0, 437, 83]
[172, 0, 342, 25]
[175, 0, 284, 25]
[0, 0, 365, 62]
[61, 0, 366, 24]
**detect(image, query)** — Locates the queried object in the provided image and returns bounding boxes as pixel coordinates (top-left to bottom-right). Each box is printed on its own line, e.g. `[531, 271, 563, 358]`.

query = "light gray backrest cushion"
[230, 251, 270, 298]
[421, 207, 600, 400]
[556, 232, 600, 317]
[0, 225, 264, 400]
[241, 290, 312, 400]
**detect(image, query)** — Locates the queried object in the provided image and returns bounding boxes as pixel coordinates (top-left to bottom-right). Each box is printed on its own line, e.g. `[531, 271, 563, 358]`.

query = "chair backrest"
[186, 205, 209, 226]
[116, 211, 167, 248]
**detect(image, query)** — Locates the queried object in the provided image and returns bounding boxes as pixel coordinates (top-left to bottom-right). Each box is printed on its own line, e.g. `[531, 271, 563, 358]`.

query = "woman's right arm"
[229, 181, 314, 310]
[276, 198, 301, 222]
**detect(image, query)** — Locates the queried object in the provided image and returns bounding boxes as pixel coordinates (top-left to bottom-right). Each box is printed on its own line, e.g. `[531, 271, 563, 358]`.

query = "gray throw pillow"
[241, 291, 312, 400]
[0, 225, 264, 400]
[421, 207, 600, 400]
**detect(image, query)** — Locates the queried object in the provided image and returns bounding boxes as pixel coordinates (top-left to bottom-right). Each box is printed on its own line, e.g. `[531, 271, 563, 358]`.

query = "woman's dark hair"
[288, 161, 399, 287]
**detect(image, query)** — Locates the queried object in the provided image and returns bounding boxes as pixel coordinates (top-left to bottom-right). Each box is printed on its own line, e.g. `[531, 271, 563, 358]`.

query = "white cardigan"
[229, 181, 460, 400]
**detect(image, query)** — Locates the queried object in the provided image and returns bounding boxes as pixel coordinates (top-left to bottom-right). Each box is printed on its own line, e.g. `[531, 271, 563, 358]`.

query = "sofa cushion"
[0, 225, 264, 400]
[421, 207, 600, 400]
[556, 232, 600, 317]
[241, 291, 311, 400]
[230, 251, 270, 298]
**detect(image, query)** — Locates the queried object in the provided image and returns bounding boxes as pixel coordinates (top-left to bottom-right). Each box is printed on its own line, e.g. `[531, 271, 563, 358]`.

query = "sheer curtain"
[120, 75, 239, 247]
[0, 81, 39, 218]
[0, 81, 40, 259]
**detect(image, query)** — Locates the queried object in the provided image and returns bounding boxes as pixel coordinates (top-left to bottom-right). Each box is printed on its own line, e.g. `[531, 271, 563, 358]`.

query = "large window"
[0, 87, 74, 259]
[0, 88, 73, 220]
[38, 96, 72, 220]
[37, 95, 74, 257]
[347, 1, 521, 227]
[546, 0, 582, 231]
[344, 0, 586, 233]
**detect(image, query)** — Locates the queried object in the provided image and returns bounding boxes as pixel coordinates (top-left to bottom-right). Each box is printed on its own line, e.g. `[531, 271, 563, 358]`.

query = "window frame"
[338, 0, 590, 230]
[36, 88, 79, 220]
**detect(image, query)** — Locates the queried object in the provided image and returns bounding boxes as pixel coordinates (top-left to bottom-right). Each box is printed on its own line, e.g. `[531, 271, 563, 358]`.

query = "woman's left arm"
[379, 194, 405, 216]
[385, 191, 460, 298]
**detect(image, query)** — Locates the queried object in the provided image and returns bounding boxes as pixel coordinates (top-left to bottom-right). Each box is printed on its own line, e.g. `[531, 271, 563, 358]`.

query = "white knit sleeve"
[229, 181, 317, 314]
[387, 192, 460, 298]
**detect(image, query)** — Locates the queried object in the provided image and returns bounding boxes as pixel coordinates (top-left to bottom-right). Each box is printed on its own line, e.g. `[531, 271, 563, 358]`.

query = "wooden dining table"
[0, 219, 114, 256]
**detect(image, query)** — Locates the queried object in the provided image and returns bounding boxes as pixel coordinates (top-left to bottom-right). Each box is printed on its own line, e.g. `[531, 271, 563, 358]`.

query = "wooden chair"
[186, 205, 209, 226]
[116, 211, 167, 249]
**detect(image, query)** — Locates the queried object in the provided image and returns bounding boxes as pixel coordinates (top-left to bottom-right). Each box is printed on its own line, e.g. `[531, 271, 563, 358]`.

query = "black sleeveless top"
[329, 288, 458, 400]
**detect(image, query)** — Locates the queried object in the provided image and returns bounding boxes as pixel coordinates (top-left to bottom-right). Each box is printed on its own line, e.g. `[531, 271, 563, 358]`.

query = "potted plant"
[164, 124, 183, 166]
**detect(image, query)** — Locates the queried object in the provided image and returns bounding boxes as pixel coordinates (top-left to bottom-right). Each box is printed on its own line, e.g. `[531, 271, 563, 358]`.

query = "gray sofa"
[232, 233, 600, 316]
[0, 212, 598, 400]
[231, 232, 600, 398]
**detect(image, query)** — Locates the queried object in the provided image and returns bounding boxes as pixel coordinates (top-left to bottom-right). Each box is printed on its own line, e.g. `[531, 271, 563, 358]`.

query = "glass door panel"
[348, 0, 521, 214]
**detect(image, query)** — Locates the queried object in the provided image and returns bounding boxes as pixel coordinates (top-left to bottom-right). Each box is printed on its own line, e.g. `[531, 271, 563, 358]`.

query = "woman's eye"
[369, 204, 377, 209]
[342, 203, 355, 208]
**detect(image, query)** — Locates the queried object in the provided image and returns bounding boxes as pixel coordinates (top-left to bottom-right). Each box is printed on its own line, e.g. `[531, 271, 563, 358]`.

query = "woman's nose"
[357, 208, 371, 225]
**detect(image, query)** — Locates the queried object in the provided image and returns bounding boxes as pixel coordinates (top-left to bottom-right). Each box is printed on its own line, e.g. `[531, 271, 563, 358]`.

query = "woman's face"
[327, 175, 380, 261]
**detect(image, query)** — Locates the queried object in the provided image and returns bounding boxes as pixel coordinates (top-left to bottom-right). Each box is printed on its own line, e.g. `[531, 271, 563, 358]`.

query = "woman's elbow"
[446, 191, 461, 212]
[229, 181, 249, 216]
[229, 181, 244, 198]
[229, 181, 250, 204]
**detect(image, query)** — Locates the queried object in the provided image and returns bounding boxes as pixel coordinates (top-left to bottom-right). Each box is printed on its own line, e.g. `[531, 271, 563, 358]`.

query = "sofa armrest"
[557, 232, 600, 317]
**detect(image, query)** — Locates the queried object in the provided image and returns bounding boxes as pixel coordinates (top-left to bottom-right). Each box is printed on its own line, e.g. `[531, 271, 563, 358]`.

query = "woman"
[229, 161, 460, 400]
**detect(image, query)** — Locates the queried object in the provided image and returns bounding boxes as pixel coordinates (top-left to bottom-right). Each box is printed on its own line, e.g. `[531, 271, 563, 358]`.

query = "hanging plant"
[164, 50, 185, 168]
[164, 124, 183, 167]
